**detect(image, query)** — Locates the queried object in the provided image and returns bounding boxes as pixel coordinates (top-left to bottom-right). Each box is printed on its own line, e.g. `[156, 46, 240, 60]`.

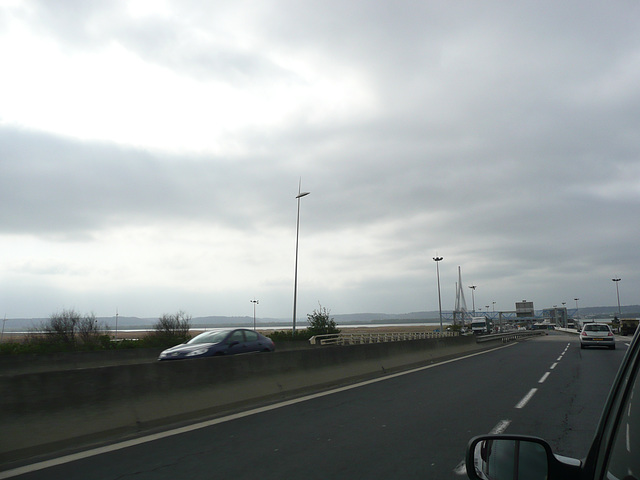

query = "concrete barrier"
[0, 335, 501, 463]
[0, 348, 161, 375]
[0, 340, 307, 376]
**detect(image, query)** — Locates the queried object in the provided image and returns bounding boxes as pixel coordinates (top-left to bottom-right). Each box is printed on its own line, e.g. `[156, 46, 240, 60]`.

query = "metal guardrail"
[475, 331, 546, 343]
[309, 331, 457, 346]
[309, 330, 545, 346]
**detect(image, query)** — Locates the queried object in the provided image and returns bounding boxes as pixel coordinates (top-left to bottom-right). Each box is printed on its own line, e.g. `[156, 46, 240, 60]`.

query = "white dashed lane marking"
[515, 388, 538, 409]
[453, 343, 571, 475]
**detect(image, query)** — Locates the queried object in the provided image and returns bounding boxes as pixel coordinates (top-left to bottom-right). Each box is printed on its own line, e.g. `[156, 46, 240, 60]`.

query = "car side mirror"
[466, 435, 581, 479]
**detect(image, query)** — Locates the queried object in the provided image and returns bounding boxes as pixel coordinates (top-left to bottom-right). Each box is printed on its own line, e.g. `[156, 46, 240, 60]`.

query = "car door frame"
[465, 329, 640, 479]
[581, 328, 640, 478]
[225, 329, 248, 355]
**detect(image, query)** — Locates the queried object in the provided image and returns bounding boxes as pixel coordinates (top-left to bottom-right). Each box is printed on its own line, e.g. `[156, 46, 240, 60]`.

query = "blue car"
[158, 328, 275, 360]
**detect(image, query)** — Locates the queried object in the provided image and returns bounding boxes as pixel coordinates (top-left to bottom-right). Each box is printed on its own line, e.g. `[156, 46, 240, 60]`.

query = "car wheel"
[580, 344, 585, 349]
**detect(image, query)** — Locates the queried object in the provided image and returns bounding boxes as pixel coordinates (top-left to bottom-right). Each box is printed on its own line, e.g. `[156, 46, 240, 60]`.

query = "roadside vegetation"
[142, 311, 192, 347]
[2, 309, 113, 354]
[0, 309, 195, 355]
[0, 307, 330, 356]
[306, 304, 340, 336]
[269, 304, 340, 342]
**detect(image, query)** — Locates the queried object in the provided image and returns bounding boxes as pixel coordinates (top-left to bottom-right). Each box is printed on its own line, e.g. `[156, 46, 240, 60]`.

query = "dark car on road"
[465, 329, 639, 479]
[158, 328, 275, 360]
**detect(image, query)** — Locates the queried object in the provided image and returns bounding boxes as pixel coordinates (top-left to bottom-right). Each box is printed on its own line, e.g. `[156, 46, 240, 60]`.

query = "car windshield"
[584, 325, 610, 332]
[187, 331, 230, 345]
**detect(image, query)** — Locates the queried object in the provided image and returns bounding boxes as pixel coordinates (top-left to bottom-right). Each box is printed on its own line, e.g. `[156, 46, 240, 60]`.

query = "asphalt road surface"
[2, 331, 630, 479]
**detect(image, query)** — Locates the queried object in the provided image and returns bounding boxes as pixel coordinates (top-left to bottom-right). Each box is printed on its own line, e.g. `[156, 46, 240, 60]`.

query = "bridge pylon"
[453, 266, 469, 326]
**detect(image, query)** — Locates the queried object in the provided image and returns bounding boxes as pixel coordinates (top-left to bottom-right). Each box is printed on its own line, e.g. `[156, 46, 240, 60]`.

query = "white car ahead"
[580, 322, 616, 350]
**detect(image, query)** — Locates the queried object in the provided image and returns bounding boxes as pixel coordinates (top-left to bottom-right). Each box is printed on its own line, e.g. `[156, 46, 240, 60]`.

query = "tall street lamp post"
[251, 299, 259, 331]
[574, 298, 579, 319]
[433, 256, 443, 334]
[292, 182, 310, 336]
[612, 278, 622, 317]
[469, 285, 476, 315]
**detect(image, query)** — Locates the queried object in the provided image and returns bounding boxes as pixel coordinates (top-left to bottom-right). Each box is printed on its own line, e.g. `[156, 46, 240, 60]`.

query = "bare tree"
[145, 311, 192, 346]
[34, 310, 106, 348]
[77, 313, 102, 344]
[41, 309, 81, 346]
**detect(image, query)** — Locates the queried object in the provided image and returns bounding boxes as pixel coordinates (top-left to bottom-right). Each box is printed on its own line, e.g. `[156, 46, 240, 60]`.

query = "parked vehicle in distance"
[532, 323, 554, 331]
[471, 316, 491, 335]
[158, 328, 275, 360]
[621, 318, 639, 336]
[580, 323, 616, 350]
[465, 329, 639, 479]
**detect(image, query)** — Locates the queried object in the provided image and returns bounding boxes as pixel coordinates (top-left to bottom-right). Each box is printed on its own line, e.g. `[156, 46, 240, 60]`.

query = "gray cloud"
[1, 1, 638, 318]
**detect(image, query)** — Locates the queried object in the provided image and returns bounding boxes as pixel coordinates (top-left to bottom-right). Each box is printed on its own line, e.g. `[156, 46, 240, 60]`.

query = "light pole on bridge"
[251, 299, 259, 331]
[292, 181, 310, 336]
[433, 256, 443, 334]
[612, 278, 622, 318]
[468, 285, 476, 315]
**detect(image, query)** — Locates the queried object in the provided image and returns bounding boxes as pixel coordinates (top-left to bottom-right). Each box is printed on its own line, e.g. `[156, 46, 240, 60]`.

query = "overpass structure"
[439, 308, 579, 324]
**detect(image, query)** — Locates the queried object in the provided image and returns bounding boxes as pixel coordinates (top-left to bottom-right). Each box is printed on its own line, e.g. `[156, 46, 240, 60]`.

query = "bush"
[267, 329, 313, 342]
[24, 309, 108, 352]
[142, 311, 192, 348]
[0, 342, 36, 355]
[307, 304, 340, 336]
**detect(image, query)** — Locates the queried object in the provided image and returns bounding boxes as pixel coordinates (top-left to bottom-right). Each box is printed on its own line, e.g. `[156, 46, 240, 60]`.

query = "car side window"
[605, 361, 639, 479]
[229, 330, 245, 344]
[245, 331, 258, 342]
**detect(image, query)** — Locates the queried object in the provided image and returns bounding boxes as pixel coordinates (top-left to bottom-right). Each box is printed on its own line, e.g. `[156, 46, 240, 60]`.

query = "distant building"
[542, 307, 568, 327]
[516, 300, 535, 318]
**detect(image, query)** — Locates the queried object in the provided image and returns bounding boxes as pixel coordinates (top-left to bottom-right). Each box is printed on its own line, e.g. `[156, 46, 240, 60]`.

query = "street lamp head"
[612, 278, 621, 282]
[469, 285, 476, 290]
[433, 256, 443, 262]
[296, 191, 310, 199]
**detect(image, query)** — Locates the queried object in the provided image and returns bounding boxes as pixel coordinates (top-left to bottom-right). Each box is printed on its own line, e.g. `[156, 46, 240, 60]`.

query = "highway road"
[2, 331, 630, 479]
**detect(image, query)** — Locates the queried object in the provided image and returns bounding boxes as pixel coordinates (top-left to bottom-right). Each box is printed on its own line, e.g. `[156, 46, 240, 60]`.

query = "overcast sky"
[1, 1, 638, 321]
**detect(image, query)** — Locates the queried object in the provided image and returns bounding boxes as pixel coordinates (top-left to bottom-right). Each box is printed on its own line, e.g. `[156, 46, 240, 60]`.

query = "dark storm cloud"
[0, 127, 292, 236]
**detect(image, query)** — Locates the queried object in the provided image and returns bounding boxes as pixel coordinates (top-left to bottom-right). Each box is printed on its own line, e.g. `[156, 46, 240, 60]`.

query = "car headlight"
[186, 348, 209, 357]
